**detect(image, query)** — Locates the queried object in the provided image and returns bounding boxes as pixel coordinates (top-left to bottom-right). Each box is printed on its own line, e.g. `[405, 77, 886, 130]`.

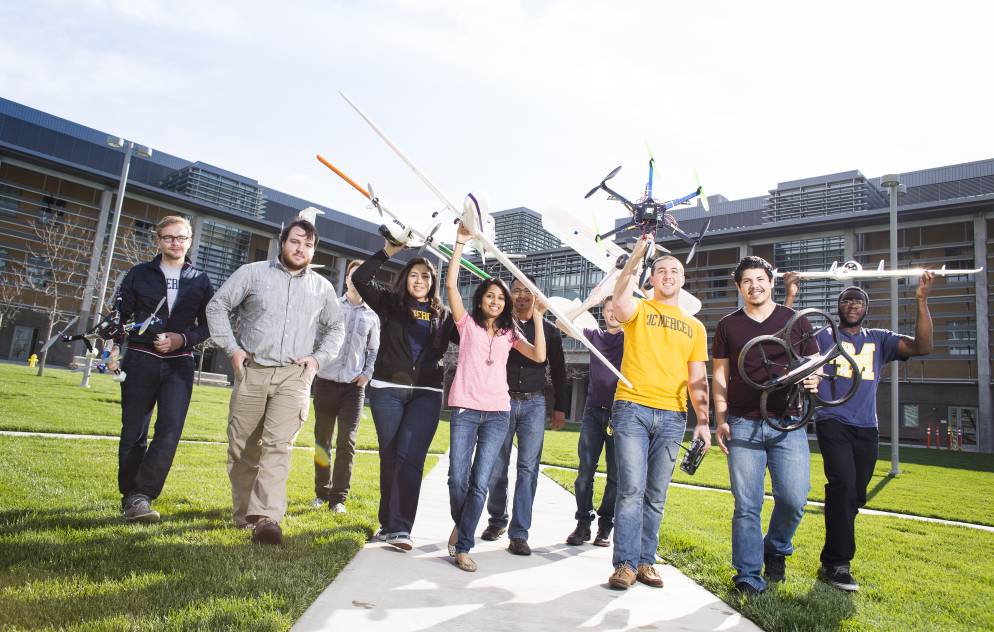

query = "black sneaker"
[507, 538, 531, 556]
[481, 525, 506, 541]
[819, 564, 859, 592]
[763, 553, 786, 583]
[252, 519, 283, 545]
[566, 522, 591, 545]
[734, 581, 763, 596]
[593, 526, 612, 547]
[122, 495, 160, 524]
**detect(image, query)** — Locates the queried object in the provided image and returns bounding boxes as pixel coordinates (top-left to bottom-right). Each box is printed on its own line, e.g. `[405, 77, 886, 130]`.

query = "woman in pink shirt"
[445, 223, 547, 572]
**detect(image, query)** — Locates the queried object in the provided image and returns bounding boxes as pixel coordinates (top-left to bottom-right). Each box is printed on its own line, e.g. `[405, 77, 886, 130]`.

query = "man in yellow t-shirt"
[606, 236, 712, 591]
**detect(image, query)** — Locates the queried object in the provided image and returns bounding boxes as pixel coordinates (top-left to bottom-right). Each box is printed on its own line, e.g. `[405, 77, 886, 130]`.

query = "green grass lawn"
[544, 468, 994, 632]
[541, 424, 994, 526]
[0, 364, 450, 455]
[0, 433, 437, 631]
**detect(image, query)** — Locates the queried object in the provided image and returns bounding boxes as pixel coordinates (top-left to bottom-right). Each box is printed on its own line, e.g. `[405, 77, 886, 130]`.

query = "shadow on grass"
[865, 473, 894, 503]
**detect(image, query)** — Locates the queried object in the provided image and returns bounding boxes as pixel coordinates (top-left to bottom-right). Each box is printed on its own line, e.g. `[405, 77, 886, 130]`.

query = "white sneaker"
[312, 498, 327, 509]
[330, 502, 347, 514]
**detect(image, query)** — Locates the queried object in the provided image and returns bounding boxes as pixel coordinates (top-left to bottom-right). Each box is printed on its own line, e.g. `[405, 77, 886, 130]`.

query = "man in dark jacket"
[115, 216, 214, 523]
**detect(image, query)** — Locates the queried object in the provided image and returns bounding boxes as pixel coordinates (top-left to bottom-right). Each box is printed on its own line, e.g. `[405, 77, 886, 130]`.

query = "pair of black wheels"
[737, 309, 862, 431]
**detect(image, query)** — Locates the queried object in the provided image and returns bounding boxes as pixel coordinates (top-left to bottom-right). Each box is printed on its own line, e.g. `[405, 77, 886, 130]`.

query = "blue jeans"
[368, 387, 442, 536]
[448, 408, 510, 553]
[574, 405, 617, 530]
[118, 352, 195, 502]
[611, 400, 685, 571]
[486, 395, 546, 540]
[726, 415, 811, 591]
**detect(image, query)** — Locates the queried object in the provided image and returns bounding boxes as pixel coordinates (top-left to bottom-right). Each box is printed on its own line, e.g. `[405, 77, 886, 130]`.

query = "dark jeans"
[448, 408, 510, 553]
[816, 418, 879, 567]
[368, 386, 442, 536]
[574, 405, 617, 530]
[486, 394, 546, 541]
[118, 351, 194, 502]
[313, 378, 364, 504]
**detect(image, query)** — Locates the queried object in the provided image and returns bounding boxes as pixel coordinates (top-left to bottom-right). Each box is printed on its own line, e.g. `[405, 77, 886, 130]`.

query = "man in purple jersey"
[557, 296, 624, 548]
[786, 274, 934, 592]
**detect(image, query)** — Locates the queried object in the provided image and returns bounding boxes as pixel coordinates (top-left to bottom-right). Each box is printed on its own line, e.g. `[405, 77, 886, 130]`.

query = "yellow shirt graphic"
[614, 299, 708, 412]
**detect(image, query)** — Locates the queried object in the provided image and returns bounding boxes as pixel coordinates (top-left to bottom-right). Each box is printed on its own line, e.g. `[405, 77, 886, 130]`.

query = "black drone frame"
[737, 308, 863, 432]
[584, 166, 710, 264]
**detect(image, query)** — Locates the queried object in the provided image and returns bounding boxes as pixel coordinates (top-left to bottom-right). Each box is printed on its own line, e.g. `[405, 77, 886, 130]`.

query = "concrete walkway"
[293, 453, 760, 632]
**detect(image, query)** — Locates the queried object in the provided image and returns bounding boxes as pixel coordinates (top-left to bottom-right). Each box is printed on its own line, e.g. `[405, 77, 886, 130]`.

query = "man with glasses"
[785, 275, 934, 592]
[114, 216, 214, 522]
[483, 274, 568, 556]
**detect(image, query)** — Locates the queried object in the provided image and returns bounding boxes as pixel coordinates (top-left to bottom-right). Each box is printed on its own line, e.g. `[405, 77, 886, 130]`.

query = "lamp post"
[880, 173, 902, 476]
[80, 137, 152, 387]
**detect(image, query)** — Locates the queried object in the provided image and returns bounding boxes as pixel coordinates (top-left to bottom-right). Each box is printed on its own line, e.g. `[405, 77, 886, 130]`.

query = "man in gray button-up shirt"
[207, 219, 344, 545]
[312, 259, 380, 514]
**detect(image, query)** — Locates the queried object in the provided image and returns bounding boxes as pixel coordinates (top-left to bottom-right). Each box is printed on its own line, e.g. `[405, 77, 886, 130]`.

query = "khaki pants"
[228, 362, 314, 526]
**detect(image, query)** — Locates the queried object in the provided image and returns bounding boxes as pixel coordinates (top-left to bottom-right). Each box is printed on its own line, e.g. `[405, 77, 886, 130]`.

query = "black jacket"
[352, 250, 456, 388]
[507, 317, 568, 413]
[115, 254, 214, 355]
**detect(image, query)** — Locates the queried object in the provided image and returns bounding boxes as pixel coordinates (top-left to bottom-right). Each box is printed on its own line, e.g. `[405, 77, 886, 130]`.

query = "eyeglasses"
[840, 298, 866, 306]
[159, 235, 191, 244]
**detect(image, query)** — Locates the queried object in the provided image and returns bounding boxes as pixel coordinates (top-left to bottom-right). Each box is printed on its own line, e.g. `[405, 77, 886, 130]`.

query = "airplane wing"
[776, 263, 984, 280]
[541, 205, 703, 315]
[341, 92, 633, 388]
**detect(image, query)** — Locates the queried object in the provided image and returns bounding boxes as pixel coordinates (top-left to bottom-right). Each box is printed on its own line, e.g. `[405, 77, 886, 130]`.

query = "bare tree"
[0, 265, 24, 335]
[195, 337, 217, 385]
[22, 209, 93, 376]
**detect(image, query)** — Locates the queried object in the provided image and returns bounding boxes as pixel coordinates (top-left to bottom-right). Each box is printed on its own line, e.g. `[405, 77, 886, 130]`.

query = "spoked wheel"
[760, 386, 814, 431]
[738, 335, 794, 392]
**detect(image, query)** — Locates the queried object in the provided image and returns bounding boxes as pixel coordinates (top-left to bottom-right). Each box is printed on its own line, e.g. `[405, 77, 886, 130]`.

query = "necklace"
[486, 325, 497, 366]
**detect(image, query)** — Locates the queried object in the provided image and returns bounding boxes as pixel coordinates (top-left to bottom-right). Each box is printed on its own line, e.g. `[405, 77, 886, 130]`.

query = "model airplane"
[540, 205, 702, 316]
[315, 154, 490, 280]
[340, 92, 633, 388]
[775, 259, 984, 280]
[584, 152, 711, 263]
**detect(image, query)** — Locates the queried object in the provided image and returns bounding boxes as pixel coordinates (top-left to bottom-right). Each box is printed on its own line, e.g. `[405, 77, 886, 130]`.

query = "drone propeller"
[367, 182, 385, 217]
[417, 222, 442, 256]
[138, 297, 167, 335]
[694, 169, 710, 213]
[686, 217, 711, 264]
[585, 165, 623, 199]
[646, 144, 655, 200]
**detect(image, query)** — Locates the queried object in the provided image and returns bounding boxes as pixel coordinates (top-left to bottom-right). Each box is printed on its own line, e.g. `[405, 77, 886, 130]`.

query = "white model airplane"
[316, 154, 491, 281]
[541, 205, 703, 316]
[341, 92, 633, 388]
[775, 259, 984, 280]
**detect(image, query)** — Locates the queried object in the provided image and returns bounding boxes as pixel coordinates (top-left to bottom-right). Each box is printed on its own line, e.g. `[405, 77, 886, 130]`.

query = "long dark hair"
[471, 278, 520, 337]
[391, 256, 443, 318]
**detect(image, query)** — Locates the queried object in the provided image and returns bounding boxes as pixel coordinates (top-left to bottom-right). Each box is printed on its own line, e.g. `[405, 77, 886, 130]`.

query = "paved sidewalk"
[294, 453, 761, 632]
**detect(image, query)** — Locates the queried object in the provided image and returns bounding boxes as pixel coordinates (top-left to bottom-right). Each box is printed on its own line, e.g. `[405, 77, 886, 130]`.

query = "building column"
[334, 256, 348, 296]
[77, 189, 113, 337]
[737, 243, 749, 308]
[569, 374, 587, 423]
[267, 236, 280, 261]
[845, 228, 857, 261]
[188, 214, 206, 264]
[974, 216, 991, 452]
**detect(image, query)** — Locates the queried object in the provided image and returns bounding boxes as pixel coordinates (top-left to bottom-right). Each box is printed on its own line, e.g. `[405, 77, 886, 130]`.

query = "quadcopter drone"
[585, 154, 711, 263]
[737, 308, 863, 431]
[47, 296, 165, 382]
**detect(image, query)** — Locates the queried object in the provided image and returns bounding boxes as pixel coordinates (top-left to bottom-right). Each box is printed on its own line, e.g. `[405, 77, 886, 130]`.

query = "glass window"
[902, 404, 919, 428]
[0, 184, 21, 217]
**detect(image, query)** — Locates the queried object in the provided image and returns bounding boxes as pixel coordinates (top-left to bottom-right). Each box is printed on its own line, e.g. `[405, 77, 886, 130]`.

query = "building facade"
[0, 97, 406, 375]
[451, 163, 994, 453]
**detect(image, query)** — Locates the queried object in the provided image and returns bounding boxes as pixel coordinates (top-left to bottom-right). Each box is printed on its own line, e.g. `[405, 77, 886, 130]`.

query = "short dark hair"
[600, 294, 614, 307]
[280, 219, 318, 245]
[733, 256, 774, 284]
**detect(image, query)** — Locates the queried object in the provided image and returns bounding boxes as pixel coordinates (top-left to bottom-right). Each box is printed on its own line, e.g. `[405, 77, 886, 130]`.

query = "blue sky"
[2, 1, 991, 235]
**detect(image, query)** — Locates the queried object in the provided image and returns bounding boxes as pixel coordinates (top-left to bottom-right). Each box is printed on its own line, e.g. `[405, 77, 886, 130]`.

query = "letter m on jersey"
[832, 342, 876, 380]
